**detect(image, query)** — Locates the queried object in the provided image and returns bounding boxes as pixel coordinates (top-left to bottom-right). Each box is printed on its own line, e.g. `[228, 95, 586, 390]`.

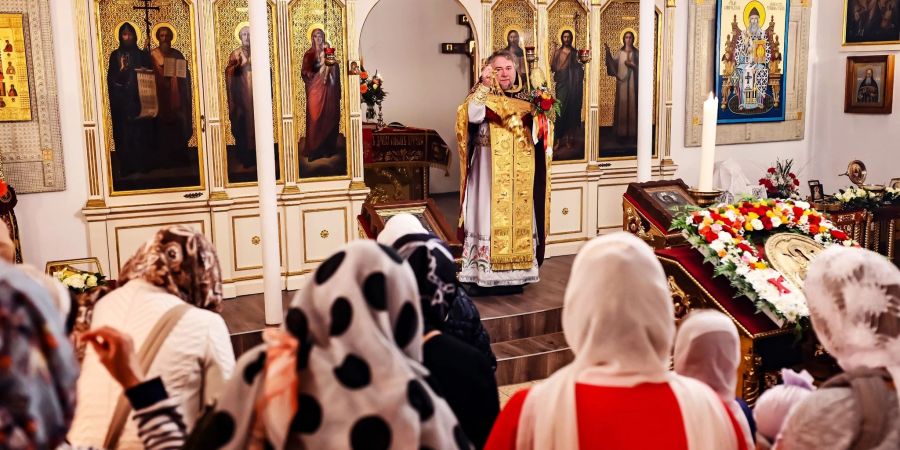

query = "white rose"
[770, 216, 783, 228]
[86, 275, 98, 288]
[751, 219, 764, 230]
[66, 276, 85, 289]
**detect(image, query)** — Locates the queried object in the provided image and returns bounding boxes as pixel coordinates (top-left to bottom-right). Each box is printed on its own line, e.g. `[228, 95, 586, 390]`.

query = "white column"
[249, 1, 283, 325]
[636, 0, 655, 182]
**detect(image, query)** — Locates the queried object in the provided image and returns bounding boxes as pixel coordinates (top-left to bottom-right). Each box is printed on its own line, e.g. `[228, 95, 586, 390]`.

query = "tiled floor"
[498, 380, 542, 407]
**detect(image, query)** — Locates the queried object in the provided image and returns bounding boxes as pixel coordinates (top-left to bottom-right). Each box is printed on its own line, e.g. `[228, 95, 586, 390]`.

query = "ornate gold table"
[362, 124, 451, 204]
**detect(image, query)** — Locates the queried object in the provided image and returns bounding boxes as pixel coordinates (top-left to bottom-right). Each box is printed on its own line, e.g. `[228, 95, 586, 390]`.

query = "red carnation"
[794, 178, 800, 186]
[704, 232, 718, 243]
[831, 229, 848, 240]
[761, 216, 773, 230]
[792, 206, 804, 217]
[540, 98, 554, 111]
[738, 242, 754, 253]
[692, 215, 703, 225]
[767, 167, 777, 174]
[809, 215, 821, 225]
[810, 224, 820, 235]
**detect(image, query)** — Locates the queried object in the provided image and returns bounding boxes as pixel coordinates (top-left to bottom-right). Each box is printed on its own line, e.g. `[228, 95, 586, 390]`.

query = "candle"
[698, 92, 718, 191]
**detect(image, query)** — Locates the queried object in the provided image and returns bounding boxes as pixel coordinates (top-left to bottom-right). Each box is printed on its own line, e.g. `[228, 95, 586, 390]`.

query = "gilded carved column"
[277, 0, 300, 193]
[537, 0, 548, 76]
[76, 0, 106, 208]
[198, 0, 229, 201]
[660, 0, 676, 167]
[482, 0, 493, 61]
[347, 0, 366, 190]
[587, 0, 602, 167]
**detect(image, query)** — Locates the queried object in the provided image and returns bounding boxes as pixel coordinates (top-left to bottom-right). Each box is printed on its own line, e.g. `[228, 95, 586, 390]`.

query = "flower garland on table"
[671, 199, 856, 326]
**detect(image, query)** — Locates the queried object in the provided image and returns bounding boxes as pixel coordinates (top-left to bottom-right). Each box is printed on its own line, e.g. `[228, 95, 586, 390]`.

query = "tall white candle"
[698, 92, 718, 191]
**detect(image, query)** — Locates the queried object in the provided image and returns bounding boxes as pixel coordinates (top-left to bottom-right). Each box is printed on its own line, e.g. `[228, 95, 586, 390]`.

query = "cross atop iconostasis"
[133, 0, 160, 50]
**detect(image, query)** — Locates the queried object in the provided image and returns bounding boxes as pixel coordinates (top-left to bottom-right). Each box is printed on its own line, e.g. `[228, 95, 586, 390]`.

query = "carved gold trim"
[320, 229, 329, 238]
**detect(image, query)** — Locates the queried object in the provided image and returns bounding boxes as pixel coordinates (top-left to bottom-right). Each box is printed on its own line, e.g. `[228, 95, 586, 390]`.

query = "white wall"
[669, 1, 818, 192]
[359, 0, 473, 194]
[16, 0, 89, 268]
[808, 2, 899, 192]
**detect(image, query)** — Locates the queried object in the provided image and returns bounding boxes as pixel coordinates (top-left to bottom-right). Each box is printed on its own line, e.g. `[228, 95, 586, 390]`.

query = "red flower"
[738, 242, 754, 253]
[767, 167, 777, 174]
[0, 180, 8, 199]
[539, 98, 554, 111]
[761, 216, 773, 230]
[809, 215, 821, 225]
[704, 232, 718, 243]
[792, 206, 804, 217]
[810, 224, 820, 235]
[794, 178, 800, 186]
[691, 215, 703, 225]
[831, 229, 849, 240]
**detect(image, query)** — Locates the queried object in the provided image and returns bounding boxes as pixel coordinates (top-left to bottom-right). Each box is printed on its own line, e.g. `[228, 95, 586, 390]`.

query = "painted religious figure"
[502, 29, 529, 90]
[149, 25, 193, 169]
[604, 29, 639, 144]
[299, 27, 346, 178]
[107, 23, 152, 177]
[456, 51, 551, 290]
[858, 68, 880, 103]
[225, 25, 255, 168]
[0, 13, 32, 122]
[551, 29, 585, 161]
[716, 0, 789, 123]
[845, 0, 900, 45]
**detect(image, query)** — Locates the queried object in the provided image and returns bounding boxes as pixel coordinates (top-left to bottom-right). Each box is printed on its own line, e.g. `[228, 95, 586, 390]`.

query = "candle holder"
[688, 188, 724, 208]
[324, 47, 337, 66]
[525, 46, 537, 64]
[578, 48, 592, 64]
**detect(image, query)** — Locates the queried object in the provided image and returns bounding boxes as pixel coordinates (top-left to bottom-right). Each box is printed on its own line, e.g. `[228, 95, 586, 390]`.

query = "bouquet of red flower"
[359, 66, 386, 107]
[529, 85, 561, 117]
[759, 158, 800, 199]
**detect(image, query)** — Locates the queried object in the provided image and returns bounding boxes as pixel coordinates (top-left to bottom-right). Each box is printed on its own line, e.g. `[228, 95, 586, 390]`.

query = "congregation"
[1, 214, 898, 450]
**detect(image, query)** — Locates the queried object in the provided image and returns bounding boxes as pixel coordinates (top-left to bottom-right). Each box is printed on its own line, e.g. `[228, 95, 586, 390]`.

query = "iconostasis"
[74, 0, 681, 297]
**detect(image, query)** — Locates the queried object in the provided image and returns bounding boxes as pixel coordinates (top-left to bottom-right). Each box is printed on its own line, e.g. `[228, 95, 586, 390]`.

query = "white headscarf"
[804, 245, 900, 407]
[377, 213, 427, 247]
[674, 310, 753, 449]
[515, 232, 741, 450]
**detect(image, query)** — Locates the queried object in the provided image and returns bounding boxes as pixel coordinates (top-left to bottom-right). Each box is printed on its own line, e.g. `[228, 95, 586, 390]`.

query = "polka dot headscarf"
[201, 241, 471, 450]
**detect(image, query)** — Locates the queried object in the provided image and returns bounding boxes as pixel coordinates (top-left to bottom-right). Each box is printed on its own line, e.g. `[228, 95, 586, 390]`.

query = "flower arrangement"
[0, 178, 8, 198]
[529, 84, 561, 118]
[885, 186, 900, 203]
[53, 267, 105, 293]
[834, 185, 881, 210]
[758, 159, 800, 199]
[672, 199, 855, 326]
[359, 67, 386, 107]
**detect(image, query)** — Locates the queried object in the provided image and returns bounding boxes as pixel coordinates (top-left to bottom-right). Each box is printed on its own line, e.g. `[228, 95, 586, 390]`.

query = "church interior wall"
[807, 0, 899, 192]
[668, 0, 819, 193]
[16, 0, 90, 268]
[358, 0, 472, 194]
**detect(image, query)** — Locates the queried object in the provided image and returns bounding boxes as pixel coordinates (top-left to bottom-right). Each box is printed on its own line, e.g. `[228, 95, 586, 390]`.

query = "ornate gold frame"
[547, 0, 590, 165]
[93, 0, 208, 197]
[595, 0, 662, 161]
[213, 0, 286, 188]
[842, 0, 900, 49]
[289, 0, 353, 183]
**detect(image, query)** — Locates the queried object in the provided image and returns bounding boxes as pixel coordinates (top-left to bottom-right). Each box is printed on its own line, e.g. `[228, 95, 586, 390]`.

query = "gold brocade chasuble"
[456, 90, 552, 271]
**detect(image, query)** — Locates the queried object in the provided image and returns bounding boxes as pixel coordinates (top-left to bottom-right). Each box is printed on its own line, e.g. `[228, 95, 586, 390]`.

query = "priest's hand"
[480, 65, 495, 85]
[82, 326, 144, 390]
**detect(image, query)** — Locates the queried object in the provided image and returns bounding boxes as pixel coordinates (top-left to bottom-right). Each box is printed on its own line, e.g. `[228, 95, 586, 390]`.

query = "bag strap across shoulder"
[103, 303, 192, 449]
[822, 368, 893, 450]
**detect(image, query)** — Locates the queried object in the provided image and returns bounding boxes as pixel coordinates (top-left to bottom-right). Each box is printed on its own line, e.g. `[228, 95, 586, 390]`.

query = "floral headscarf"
[0, 262, 79, 449]
[118, 225, 223, 311]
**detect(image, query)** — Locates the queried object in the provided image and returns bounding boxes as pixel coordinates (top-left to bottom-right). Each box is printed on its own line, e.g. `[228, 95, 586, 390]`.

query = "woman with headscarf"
[377, 214, 496, 367]
[752, 369, 815, 449]
[377, 214, 499, 448]
[777, 246, 900, 449]
[674, 310, 755, 449]
[0, 262, 186, 450]
[68, 225, 235, 449]
[485, 233, 747, 450]
[189, 240, 471, 449]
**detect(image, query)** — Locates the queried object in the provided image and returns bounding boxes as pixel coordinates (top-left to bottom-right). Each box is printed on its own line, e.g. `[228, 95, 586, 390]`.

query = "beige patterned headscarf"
[118, 225, 223, 310]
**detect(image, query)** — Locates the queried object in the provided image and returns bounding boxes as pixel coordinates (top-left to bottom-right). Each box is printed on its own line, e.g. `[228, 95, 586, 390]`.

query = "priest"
[456, 50, 551, 292]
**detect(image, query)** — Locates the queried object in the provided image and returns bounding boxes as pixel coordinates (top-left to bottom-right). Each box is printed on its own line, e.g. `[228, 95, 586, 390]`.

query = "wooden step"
[492, 332, 573, 386]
